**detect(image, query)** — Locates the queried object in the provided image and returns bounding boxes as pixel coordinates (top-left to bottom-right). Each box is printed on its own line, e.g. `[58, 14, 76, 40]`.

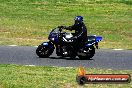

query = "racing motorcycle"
[36, 27, 102, 59]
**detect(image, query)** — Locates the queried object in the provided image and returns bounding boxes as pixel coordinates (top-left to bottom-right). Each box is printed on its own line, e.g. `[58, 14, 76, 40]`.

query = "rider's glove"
[58, 26, 67, 29]
[58, 26, 63, 28]
[74, 36, 77, 39]
[71, 36, 77, 41]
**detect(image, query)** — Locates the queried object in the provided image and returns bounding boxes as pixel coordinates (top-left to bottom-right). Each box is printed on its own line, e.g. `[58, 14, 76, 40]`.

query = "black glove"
[58, 26, 64, 29]
[74, 36, 77, 39]
[71, 36, 77, 41]
[58, 26, 67, 29]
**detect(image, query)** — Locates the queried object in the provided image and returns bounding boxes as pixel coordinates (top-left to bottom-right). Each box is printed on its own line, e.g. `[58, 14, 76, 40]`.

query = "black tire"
[36, 45, 54, 58]
[78, 46, 95, 60]
[70, 54, 76, 59]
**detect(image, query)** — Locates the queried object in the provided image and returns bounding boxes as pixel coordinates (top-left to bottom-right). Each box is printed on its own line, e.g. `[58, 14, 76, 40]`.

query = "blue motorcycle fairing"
[48, 33, 59, 43]
[41, 42, 55, 50]
[96, 36, 102, 42]
[85, 35, 102, 47]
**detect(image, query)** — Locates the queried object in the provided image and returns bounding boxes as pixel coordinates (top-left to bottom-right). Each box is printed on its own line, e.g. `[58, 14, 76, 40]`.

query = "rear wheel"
[70, 53, 76, 59]
[36, 45, 54, 58]
[78, 46, 95, 60]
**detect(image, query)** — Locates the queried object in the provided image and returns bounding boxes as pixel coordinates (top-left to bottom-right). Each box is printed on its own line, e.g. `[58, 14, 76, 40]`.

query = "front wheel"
[36, 45, 54, 58]
[78, 46, 95, 60]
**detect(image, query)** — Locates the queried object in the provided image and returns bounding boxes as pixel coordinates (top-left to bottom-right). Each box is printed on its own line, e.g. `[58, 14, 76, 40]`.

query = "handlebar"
[62, 37, 73, 42]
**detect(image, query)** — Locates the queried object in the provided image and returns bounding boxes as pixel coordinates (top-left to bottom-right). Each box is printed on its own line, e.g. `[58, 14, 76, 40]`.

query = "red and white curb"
[34, 46, 38, 47]
[8, 45, 18, 46]
[113, 49, 124, 50]
[25, 65, 36, 66]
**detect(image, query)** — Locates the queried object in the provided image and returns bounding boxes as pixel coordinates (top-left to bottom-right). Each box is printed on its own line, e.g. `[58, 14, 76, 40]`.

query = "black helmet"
[74, 16, 83, 24]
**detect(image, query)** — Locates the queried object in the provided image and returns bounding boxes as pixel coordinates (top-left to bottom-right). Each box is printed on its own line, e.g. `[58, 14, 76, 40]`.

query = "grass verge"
[0, 64, 131, 88]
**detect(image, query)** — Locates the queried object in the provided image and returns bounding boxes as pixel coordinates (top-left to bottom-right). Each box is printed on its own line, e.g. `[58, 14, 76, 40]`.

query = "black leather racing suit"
[65, 22, 87, 51]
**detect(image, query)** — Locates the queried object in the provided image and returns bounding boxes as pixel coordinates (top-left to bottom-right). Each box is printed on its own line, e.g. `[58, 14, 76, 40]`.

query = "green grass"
[0, 0, 132, 49]
[0, 64, 131, 88]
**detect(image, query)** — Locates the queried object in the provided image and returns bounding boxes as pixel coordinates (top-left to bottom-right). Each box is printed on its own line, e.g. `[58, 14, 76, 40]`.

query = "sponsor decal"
[76, 66, 131, 85]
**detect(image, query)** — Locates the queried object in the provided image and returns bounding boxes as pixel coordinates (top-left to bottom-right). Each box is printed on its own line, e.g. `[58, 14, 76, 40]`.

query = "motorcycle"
[36, 27, 102, 59]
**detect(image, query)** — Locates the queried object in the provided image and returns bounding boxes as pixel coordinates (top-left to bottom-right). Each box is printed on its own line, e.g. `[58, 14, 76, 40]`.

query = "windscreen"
[50, 28, 60, 34]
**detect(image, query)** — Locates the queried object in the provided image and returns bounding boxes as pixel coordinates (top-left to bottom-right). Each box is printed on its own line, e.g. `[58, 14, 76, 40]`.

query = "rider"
[59, 16, 88, 54]
[65, 16, 87, 43]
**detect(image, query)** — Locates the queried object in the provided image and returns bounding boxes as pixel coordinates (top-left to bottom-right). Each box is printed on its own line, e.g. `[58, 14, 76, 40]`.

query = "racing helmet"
[74, 16, 83, 24]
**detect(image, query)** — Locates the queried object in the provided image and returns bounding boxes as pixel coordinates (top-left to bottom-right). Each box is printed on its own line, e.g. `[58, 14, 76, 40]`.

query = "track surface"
[0, 46, 132, 70]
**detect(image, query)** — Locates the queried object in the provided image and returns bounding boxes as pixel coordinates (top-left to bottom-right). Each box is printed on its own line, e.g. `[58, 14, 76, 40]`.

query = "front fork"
[95, 42, 99, 49]
[56, 44, 63, 56]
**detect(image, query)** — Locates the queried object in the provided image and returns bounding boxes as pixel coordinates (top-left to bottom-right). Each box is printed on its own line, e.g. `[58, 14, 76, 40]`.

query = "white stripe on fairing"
[9, 45, 18, 46]
[113, 49, 124, 50]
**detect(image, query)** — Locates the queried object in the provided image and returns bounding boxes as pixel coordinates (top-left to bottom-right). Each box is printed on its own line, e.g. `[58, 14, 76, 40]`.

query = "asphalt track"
[0, 46, 132, 70]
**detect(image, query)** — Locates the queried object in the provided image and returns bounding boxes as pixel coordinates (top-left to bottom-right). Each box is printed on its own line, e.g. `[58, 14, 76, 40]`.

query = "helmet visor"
[75, 20, 81, 24]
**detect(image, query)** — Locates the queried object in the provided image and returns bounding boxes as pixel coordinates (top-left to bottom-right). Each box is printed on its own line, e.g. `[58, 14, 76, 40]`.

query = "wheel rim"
[38, 46, 49, 56]
[78, 46, 95, 59]
[85, 47, 93, 56]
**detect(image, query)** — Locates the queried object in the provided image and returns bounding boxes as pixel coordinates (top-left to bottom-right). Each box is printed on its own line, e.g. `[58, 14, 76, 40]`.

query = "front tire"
[36, 45, 54, 58]
[78, 46, 95, 60]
